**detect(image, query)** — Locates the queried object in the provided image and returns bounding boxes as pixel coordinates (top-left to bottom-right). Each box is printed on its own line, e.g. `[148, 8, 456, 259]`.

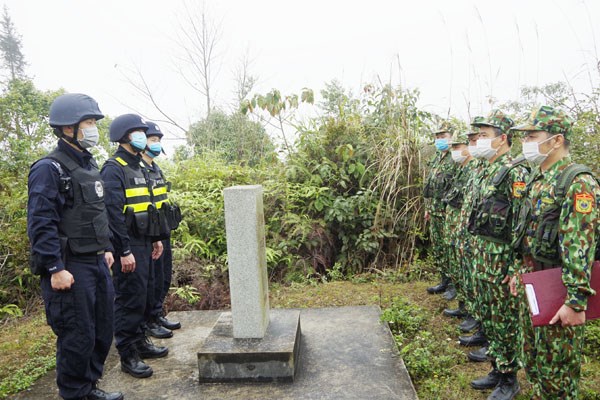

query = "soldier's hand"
[121, 254, 136, 273]
[424, 211, 430, 222]
[104, 252, 114, 269]
[51, 270, 74, 291]
[508, 275, 519, 297]
[549, 304, 586, 327]
[152, 241, 163, 260]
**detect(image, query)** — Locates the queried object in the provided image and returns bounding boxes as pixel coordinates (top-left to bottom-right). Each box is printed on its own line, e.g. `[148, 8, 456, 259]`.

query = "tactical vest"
[513, 163, 598, 269]
[45, 149, 111, 254]
[106, 156, 159, 238]
[468, 157, 529, 244]
[443, 166, 471, 209]
[145, 162, 182, 233]
[424, 153, 453, 201]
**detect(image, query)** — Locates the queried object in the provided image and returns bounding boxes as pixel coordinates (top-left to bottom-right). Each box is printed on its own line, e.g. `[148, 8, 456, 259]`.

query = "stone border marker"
[198, 185, 301, 382]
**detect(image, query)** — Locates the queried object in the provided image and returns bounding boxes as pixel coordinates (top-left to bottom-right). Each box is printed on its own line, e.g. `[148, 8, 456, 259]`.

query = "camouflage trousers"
[457, 243, 478, 317]
[475, 272, 522, 373]
[429, 214, 449, 279]
[519, 293, 584, 399]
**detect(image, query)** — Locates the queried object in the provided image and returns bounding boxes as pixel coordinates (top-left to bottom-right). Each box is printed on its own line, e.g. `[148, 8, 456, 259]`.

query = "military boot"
[120, 348, 153, 379]
[443, 301, 467, 318]
[158, 312, 181, 330]
[459, 328, 487, 347]
[135, 336, 169, 359]
[146, 320, 173, 339]
[471, 362, 501, 390]
[467, 346, 489, 362]
[442, 283, 457, 300]
[459, 316, 480, 332]
[427, 276, 449, 294]
[488, 372, 520, 400]
[86, 382, 124, 400]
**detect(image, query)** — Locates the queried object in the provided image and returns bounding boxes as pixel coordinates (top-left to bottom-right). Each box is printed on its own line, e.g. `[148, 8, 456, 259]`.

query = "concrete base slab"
[13, 306, 418, 400]
[198, 310, 301, 382]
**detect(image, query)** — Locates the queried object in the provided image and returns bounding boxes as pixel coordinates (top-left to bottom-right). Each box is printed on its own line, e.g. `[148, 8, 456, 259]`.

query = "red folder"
[520, 261, 600, 327]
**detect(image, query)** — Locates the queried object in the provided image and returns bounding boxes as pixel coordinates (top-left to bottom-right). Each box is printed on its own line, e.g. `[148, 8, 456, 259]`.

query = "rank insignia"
[575, 193, 594, 214]
[512, 182, 526, 198]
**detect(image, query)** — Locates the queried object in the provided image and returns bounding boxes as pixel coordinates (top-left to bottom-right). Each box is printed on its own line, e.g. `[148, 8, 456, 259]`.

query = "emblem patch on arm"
[574, 193, 594, 214]
[512, 182, 526, 198]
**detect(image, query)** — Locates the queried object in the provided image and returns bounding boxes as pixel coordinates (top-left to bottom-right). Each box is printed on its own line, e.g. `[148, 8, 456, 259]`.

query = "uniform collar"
[57, 139, 93, 168]
[115, 146, 142, 168]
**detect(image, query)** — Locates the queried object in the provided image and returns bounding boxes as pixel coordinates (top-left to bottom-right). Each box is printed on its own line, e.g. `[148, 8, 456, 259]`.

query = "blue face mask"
[434, 138, 449, 151]
[129, 131, 147, 152]
[147, 142, 162, 158]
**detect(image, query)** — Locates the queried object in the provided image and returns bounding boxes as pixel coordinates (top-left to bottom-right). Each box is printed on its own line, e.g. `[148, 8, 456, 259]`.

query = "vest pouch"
[133, 211, 150, 237]
[532, 205, 561, 264]
[166, 203, 182, 230]
[423, 180, 433, 199]
[512, 199, 532, 251]
[147, 204, 161, 237]
[488, 195, 511, 241]
[432, 172, 452, 200]
[444, 186, 462, 209]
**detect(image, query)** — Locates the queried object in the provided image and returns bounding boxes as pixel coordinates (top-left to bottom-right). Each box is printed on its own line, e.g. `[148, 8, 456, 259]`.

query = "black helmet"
[49, 93, 104, 127]
[109, 114, 148, 142]
[145, 121, 164, 139]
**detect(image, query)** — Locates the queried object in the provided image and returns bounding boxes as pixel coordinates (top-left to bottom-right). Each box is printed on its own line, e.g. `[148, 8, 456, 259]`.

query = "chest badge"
[95, 181, 104, 198]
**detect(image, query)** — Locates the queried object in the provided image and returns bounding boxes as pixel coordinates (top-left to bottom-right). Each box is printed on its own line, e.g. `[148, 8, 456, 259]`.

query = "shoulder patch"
[512, 182, 526, 198]
[574, 193, 594, 214]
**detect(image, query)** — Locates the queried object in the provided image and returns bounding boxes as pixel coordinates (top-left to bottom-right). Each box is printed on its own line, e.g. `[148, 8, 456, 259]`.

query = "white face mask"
[476, 138, 498, 160]
[78, 126, 99, 149]
[522, 136, 557, 164]
[451, 150, 467, 164]
[467, 145, 481, 159]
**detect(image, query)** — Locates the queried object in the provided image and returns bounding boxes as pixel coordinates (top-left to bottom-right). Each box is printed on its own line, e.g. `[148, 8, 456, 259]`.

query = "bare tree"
[175, 2, 222, 117]
[232, 47, 257, 109]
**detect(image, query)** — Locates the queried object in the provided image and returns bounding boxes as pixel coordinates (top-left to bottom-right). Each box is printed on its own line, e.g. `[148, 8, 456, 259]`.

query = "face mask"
[451, 150, 467, 164]
[129, 131, 147, 152]
[146, 142, 162, 158]
[522, 136, 557, 165]
[467, 145, 481, 159]
[476, 138, 498, 160]
[434, 138, 449, 151]
[78, 126, 99, 149]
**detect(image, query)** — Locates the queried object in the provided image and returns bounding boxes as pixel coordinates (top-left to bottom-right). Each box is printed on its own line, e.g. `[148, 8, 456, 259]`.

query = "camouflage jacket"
[424, 150, 455, 216]
[520, 156, 599, 311]
[445, 158, 478, 247]
[455, 158, 484, 251]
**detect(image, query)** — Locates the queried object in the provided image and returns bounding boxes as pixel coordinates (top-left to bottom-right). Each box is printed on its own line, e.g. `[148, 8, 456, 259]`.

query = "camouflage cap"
[433, 121, 455, 135]
[468, 116, 484, 135]
[471, 109, 514, 134]
[510, 105, 573, 139]
[448, 130, 469, 145]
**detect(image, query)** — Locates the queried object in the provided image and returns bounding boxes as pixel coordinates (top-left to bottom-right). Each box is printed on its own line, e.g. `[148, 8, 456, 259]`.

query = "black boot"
[427, 276, 449, 294]
[158, 313, 181, 330]
[471, 363, 501, 390]
[459, 316, 480, 332]
[442, 283, 457, 300]
[120, 349, 153, 379]
[135, 336, 169, 359]
[459, 329, 487, 347]
[467, 346, 489, 362]
[146, 320, 173, 339]
[443, 301, 467, 318]
[488, 372, 520, 400]
[86, 382, 124, 400]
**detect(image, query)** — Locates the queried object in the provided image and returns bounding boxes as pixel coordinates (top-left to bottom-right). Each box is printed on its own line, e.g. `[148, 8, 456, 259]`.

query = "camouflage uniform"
[443, 130, 476, 303]
[512, 106, 599, 399]
[424, 122, 456, 287]
[470, 110, 527, 376]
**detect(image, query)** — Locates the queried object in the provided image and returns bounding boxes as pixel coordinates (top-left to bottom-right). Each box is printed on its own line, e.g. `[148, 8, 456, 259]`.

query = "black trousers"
[41, 255, 114, 400]
[148, 238, 173, 319]
[112, 238, 153, 356]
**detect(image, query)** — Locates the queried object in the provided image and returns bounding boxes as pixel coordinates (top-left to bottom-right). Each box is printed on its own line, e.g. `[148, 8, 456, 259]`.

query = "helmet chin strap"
[62, 123, 85, 150]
